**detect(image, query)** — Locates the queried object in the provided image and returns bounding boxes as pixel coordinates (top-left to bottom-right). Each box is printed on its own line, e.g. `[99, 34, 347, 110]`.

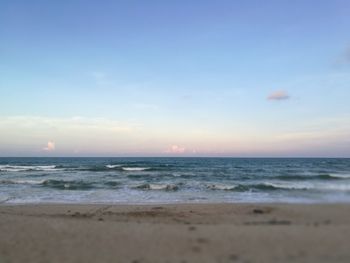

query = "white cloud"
[165, 145, 186, 154]
[43, 141, 55, 151]
[267, 90, 290, 101]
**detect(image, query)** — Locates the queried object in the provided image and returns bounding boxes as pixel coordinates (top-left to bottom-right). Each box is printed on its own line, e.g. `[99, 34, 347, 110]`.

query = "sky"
[1, 0, 350, 157]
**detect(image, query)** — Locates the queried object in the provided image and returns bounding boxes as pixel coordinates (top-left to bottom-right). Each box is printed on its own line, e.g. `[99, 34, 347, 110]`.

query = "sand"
[1, 203, 350, 263]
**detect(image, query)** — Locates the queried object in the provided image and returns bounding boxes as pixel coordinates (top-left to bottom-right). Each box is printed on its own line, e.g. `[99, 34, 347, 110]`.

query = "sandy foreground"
[1, 203, 350, 263]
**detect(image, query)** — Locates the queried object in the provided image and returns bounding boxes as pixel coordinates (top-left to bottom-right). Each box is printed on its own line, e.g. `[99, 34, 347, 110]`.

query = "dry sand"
[1, 203, 350, 263]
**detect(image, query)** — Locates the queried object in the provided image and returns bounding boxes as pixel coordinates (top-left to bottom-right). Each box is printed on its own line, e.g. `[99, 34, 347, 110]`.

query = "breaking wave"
[0, 179, 45, 185]
[134, 183, 179, 191]
[0, 165, 58, 172]
[106, 164, 121, 169]
[329, 173, 350, 179]
[273, 174, 350, 181]
[206, 183, 237, 191]
[204, 182, 313, 191]
[122, 167, 151, 171]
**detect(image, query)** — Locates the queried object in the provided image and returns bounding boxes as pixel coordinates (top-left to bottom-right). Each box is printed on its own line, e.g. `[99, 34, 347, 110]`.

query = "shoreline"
[2, 201, 348, 207]
[1, 203, 350, 262]
[2, 201, 350, 206]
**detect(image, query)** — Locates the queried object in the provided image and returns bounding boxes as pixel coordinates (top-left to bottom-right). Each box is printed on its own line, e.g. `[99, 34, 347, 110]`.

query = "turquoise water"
[1, 157, 350, 203]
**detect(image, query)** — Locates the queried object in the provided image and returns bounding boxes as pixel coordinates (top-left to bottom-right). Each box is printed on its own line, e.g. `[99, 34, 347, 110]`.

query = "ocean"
[1, 157, 350, 204]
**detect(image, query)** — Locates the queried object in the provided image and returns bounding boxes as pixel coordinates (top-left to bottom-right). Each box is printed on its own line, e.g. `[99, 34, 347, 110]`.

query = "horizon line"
[1, 156, 349, 159]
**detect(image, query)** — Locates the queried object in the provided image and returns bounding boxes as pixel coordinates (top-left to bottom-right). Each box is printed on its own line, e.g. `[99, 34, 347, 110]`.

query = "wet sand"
[1, 203, 350, 263]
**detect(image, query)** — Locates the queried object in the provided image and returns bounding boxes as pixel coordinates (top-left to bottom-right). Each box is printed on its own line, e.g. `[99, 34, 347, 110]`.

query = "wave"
[0, 165, 58, 172]
[317, 184, 350, 191]
[240, 182, 350, 191]
[76, 165, 151, 172]
[329, 173, 350, 179]
[0, 163, 168, 173]
[204, 182, 313, 192]
[206, 183, 237, 191]
[273, 174, 350, 181]
[134, 183, 179, 191]
[0, 179, 45, 185]
[258, 182, 312, 190]
[41, 179, 95, 190]
[72, 165, 123, 172]
[0, 164, 124, 172]
[1, 178, 123, 190]
[76, 166, 114, 172]
[103, 181, 122, 187]
[106, 164, 121, 169]
[122, 167, 151, 171]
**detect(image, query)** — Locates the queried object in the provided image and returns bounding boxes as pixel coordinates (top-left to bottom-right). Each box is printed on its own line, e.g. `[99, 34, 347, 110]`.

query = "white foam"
[136, 183, 178, 191]
[263, 182, 313, 190]
[263, 181, 350, 191]
[206, 183, 237, 190]
[122, 167, 150, 171]
[329, 173, 350, 179]
[151, 184, 178, 191]
[317, 183, 350, 191]
[106, 164, 121, 169]
[0, 165, 57, 172]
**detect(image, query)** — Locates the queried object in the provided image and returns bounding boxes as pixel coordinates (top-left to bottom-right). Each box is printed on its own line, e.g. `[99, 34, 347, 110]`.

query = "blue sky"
[1, 0, 350, 157]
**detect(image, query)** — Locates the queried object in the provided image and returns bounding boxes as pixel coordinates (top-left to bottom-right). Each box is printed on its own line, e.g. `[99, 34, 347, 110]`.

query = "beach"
[2, 0, 350, 261]
[1, 203, 350, 263]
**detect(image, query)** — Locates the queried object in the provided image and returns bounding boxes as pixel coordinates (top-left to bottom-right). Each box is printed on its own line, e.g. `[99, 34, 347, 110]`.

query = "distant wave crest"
[122, 167, 151, 171]
[274, 174, 350, 181]
[106, 164, 121, 169]
[0, 165, 58, 172]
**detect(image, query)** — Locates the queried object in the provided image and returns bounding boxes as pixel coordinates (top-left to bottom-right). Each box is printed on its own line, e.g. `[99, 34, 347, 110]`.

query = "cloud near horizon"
[267, 90, 290, 101]
[43, 141, 55, 151]
[0, 116, 138, 155]
[0, 115, 349, 157]
[165, 145, 186, 154]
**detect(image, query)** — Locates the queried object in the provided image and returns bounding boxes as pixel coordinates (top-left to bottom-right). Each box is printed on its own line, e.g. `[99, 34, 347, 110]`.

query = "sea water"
[1, 157, 350, 204]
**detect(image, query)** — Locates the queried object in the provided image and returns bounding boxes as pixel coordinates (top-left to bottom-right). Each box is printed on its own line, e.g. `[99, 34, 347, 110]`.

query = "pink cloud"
[165, 145, 186, 154]
[267, 90, 290, 101]
[43, 141, 55, 151]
